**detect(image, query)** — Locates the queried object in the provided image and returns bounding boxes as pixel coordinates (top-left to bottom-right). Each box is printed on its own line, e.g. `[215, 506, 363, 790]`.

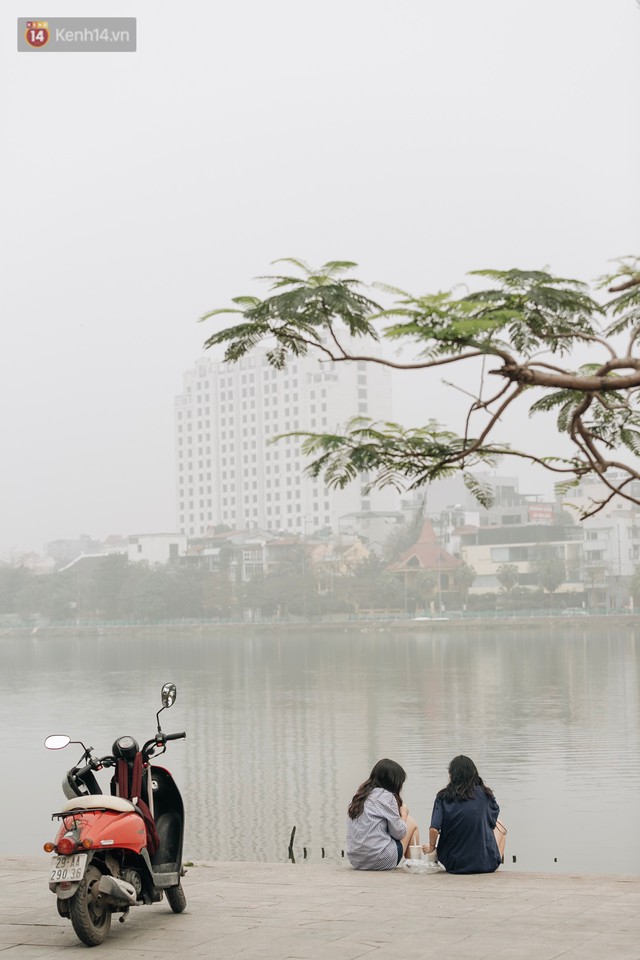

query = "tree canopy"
[202, 257, 640, 520]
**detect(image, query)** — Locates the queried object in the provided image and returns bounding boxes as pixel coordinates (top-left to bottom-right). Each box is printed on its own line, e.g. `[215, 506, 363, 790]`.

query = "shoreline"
[2, 613, 638, 639]
[8, 854, 640, 878]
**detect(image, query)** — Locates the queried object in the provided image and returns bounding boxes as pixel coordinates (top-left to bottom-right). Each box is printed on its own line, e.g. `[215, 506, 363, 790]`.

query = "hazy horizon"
[3, 1, 639, 556]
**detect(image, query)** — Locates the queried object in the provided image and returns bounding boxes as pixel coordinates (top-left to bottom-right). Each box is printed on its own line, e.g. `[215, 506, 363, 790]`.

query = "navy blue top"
[430, 785, 502, 874]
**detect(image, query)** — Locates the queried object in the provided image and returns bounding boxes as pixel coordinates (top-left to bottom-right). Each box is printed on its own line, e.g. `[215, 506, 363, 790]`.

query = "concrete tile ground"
[0, 858, 638, 959]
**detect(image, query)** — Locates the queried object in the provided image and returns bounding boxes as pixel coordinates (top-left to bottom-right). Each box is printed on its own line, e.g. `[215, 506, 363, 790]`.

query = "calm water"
[2, 623, 639, 874]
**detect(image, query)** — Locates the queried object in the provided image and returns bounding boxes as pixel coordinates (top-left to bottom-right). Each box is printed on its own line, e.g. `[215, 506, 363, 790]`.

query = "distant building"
[175, 341, 398, 537]
[422, 475, 568, 593]
[338, 510, 407, 556]
[311, 537, 370, 587]
[102, 535, 128, 556]
[183, 528, 311, 582]
[128, 533, 187, 565]
[429, 506, 481, 558]
[388, 518, 460, 599]
[46, 535, 104, 565]
[560, 470, 640, 521]
[459, 524, 583, 594]
[424, 472, 558, 527]
[580, 510, 640, 579]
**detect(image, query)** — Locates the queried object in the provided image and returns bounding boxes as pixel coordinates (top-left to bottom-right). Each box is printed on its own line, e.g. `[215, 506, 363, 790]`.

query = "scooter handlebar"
[73, 763, 95, 779]
[142, 732, 186, 760]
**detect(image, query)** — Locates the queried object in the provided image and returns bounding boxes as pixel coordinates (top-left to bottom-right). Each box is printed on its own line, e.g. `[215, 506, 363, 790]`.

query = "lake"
[2, 621, 638, 874]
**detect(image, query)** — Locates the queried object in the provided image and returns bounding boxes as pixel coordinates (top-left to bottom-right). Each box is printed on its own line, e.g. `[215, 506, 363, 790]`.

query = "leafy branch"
[202, 257, 640, 519]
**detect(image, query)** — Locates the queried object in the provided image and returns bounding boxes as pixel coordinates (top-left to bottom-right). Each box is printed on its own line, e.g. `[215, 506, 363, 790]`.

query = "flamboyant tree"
[202, 257, 640, 520]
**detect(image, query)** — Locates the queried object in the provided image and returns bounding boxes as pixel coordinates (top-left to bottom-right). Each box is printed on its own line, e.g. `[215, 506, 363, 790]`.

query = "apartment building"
[459, 523, 584, 593]
[175, 343, 398, 537]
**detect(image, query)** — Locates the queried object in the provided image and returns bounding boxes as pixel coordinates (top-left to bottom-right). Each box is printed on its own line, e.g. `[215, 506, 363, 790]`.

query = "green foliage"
[202, 257, 640, 519]
[201, 260, 382, 367]
[0, 565, 34, 614]
[462, 473, 495, 509]
[294, 418, 504, 493]
[496, 563, 519, 593]
[530, 547, 566, 594]
[620, 428, 640, 456]
[599, 257, 640, 336]
[454, 562, 477, 600]
[381, 268, 601, 360]
[332, 556, 404, 613]
[464, 269, 601, 354]
[628, 565, 640, 600]
[0, 558, 238, 623]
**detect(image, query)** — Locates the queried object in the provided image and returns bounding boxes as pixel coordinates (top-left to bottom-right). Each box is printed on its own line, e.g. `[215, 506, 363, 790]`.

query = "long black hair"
[438, 755, 495, 802]
[348, 758, 406, 819]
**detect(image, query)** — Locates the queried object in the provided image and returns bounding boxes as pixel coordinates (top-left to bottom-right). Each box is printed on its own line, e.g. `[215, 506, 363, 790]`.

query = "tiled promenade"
[0, 857, 638, 959]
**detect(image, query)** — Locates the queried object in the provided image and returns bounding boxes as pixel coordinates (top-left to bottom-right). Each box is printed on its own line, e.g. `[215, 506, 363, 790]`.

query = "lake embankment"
[2, 613, 638, 640]
[2, 857, 638, 959]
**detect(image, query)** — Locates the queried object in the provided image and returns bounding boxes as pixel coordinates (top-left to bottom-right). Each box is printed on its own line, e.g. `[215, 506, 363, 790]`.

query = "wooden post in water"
[288, 826, 296, 863]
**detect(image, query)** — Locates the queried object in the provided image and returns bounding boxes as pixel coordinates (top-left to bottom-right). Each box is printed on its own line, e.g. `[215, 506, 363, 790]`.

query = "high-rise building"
[175, 343, 398, 536]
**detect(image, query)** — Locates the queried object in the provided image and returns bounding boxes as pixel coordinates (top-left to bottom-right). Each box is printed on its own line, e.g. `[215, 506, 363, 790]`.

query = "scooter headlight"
[112, 736, 139, 762]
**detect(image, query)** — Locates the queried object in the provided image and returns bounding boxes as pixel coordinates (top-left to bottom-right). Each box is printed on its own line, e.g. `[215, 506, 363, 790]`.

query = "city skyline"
[3, 1, 638, 555]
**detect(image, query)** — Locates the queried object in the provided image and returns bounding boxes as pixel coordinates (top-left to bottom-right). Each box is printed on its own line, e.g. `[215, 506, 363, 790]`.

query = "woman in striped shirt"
[346, 759, 421, 870]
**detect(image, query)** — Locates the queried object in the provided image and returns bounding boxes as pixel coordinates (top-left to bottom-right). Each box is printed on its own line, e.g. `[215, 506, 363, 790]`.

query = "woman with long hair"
[423, 755, 507, 874]
[346, 758, 420, 870]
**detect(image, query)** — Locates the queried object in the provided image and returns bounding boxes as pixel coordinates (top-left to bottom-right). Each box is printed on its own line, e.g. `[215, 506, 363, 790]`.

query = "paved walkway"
[0, 857, 638, 958]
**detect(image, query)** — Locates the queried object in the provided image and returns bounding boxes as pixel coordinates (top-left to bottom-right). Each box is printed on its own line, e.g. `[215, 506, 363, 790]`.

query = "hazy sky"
[2, 1, 639, 555]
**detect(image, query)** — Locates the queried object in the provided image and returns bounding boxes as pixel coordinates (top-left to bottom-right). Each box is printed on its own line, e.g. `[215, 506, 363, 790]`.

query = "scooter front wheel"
[69, 864, 112, 946]
[166, 881, 187, 914]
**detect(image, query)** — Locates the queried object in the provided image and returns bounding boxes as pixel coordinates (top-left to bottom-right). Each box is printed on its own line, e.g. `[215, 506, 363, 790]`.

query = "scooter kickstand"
[119, 908, 130, 924]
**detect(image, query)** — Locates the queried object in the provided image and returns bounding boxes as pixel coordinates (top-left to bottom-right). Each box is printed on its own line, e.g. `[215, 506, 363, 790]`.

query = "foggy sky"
[2, 0, 639, 555]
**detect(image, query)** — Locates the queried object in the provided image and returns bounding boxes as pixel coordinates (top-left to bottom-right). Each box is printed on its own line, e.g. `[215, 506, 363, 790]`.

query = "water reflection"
[1, 624, 638, 874]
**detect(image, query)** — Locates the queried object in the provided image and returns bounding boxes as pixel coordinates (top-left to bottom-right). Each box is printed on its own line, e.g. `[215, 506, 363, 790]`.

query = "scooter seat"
[60, 795, 136, 814]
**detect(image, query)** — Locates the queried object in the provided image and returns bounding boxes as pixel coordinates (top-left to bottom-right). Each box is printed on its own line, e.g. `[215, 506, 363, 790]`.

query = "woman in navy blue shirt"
[424, 755, 506, 874]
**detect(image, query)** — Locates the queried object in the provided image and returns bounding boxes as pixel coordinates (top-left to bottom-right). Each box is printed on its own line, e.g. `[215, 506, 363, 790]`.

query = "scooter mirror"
[45, 735, 71, 750]
[161, 682, 176, 709]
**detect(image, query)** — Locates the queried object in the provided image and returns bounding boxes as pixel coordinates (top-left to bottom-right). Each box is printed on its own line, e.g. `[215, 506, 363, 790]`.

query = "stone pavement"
[0, 857, 639, 959]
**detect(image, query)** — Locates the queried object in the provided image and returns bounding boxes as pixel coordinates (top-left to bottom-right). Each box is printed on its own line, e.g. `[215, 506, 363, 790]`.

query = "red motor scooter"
[44, 682, 186, 947]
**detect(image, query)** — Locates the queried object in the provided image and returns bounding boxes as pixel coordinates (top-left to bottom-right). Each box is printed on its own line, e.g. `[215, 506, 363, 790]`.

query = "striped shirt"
[346, 787, 407, 871]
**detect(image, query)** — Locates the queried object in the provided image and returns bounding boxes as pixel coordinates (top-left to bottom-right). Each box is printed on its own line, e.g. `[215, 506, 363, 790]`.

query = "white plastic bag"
[400, 858, 444, 874]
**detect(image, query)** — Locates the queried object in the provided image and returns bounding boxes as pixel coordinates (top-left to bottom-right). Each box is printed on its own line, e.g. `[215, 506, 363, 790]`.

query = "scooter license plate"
[49, 853, 87, 882]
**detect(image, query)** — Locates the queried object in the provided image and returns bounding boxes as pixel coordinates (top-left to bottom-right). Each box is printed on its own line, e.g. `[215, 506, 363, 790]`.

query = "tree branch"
[448, 385, 526, 466]
[494, 360, 640, 392]
[575, 463, 640, 518]
[205, 256, 640, 520]
[609, 276, 640, 293]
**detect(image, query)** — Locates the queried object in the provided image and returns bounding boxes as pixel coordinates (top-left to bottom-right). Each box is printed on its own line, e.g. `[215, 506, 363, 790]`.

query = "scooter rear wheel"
[69, 864, 112, 946]
[166, 881, 187, 914]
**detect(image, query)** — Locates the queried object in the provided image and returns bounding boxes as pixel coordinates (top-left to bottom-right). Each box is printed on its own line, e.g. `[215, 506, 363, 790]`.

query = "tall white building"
[175, 343, 399, 537]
